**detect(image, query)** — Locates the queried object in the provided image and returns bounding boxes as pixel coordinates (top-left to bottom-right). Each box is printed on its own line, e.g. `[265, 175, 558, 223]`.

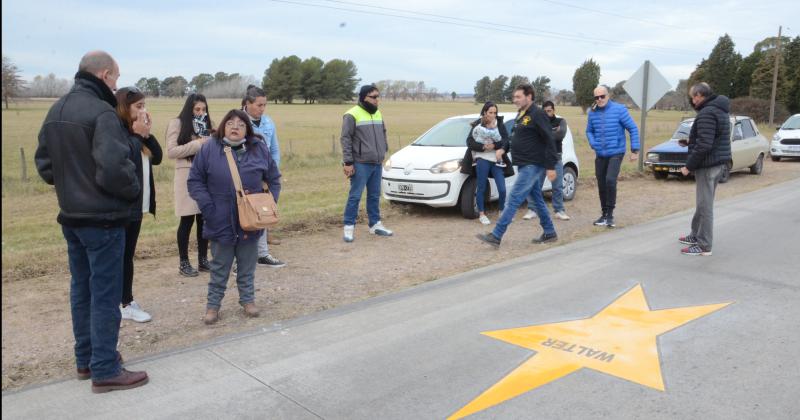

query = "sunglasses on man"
[594, 94, 607, 100]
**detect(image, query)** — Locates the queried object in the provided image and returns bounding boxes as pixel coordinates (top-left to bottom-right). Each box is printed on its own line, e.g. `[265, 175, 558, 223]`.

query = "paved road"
[4, 179, 800, 420]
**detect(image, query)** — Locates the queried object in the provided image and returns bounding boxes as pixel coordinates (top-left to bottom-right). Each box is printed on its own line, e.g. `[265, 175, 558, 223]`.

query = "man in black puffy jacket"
[679, 82, 732, 256]
[35, 50, 149, 392]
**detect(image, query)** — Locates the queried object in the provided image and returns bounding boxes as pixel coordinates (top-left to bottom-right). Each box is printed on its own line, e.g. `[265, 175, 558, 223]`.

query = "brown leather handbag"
[223, 146, 279, 231]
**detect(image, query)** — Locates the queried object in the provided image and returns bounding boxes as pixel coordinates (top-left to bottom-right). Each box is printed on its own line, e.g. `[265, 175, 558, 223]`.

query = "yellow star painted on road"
[449, 284, 732, 419]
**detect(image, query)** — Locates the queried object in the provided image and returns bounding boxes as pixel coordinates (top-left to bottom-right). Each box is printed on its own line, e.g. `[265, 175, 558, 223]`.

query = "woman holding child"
[460, 101, 513, 225]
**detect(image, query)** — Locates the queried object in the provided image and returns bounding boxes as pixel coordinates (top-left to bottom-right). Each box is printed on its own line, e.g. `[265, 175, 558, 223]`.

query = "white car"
[771, 113, 800, 161]
[381, 112, 580, 219]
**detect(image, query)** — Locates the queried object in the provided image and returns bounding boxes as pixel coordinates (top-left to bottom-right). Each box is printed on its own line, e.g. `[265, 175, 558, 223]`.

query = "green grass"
[1, 98, 777, 280]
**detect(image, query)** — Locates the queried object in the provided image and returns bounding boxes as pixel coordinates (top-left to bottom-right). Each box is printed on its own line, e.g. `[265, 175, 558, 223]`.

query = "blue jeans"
[62, 225, 125, 381]
[343, 162, 382, 227]
[493, 164, 555, 239]
[475, 158, 506, 213]
[528, 159, 564, 213]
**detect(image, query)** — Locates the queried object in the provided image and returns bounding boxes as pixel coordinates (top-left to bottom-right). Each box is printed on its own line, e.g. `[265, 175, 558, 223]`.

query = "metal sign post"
[638, 61, 650, 172]
[623, 61, 672, 172]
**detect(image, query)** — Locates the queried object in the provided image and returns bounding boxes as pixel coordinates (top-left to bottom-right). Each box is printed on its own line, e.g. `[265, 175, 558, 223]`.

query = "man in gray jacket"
[679, 82, 732, 256]
[341, 84, 393, 242]
[36, 51, 149, 392]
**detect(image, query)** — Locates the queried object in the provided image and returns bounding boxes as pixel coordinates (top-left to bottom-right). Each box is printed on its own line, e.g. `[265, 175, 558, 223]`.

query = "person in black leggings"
[166, 94, 213, 276]
[115, 86, 162, 322]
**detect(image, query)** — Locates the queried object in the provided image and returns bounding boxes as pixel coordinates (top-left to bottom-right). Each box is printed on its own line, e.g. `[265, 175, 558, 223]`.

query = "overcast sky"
[3, 0, 797, 93]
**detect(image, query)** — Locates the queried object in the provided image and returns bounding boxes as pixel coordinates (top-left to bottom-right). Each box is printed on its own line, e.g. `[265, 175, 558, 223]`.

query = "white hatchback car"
[771, 113, 800, 161]
[381, 112, 580, 219]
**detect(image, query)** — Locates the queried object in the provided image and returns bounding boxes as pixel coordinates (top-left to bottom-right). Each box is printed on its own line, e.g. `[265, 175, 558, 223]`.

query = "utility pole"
[769, 25, 782, 126]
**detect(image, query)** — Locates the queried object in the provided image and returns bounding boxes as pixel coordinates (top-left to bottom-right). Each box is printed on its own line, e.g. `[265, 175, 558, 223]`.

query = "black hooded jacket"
[35, 71, 140, 227]
[686, 94, 732, 171]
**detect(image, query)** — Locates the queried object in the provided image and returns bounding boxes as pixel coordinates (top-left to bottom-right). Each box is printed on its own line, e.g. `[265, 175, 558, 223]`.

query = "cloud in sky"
[2, 0, 796, 93]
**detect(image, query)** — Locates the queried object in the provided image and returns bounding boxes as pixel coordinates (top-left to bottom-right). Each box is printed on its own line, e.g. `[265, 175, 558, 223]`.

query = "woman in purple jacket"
[188, 109, 281, 325]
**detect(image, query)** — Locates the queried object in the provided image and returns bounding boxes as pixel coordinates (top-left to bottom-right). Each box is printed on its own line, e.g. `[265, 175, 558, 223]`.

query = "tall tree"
[299, 57, 324, 104]
[750, 50, 785, 101]
[782, 36, 800, 114]
[145, 77, 161, 97]
[451, 91, 457, 101]
[320, 59, 359, 103]
[687, 58, 708, 93]
[531, 76, 551, 104]
[135, 77, 149, 93]
[488, 75, 508, 103]
[555, 89, 576, 106]
[161, 76, 188, 97]
[573, 59, 601, 113]
[699, 34, 741, 97]
[263, 56, 302, 103]
[189, 73, 214, 93]
[2, 56, 25, 108]
[505, 75, 529, 102]
[473, 76, 491, 103]
[732, 50, 764, 98]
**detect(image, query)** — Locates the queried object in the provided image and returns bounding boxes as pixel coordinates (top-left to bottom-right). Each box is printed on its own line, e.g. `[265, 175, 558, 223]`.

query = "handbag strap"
[224, 145, 271, 195]
[223, 146, 245, 195]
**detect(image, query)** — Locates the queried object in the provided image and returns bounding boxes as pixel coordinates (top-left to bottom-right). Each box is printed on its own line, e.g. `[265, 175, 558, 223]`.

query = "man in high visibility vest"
[340, 84, 393, 243]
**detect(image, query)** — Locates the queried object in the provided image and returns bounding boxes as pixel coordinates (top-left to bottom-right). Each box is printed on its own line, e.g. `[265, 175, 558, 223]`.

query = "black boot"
[605, 211, 615, 228]
[197, 256, 211, 273]
[179, 259, 199, 277]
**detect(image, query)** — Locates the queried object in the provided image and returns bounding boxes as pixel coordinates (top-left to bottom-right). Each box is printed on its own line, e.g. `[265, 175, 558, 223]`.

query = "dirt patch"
[3, 160, 798, 390]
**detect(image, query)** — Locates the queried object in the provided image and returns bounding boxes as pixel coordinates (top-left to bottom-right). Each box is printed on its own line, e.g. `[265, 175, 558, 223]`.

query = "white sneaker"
[121, 301, 152, 323]
[523, 209, 538, 220]
[479, 215, 491, 225]
[369, 221, 393, 236]
[343, 225, 355, 243]
[554, 211, 571, 220]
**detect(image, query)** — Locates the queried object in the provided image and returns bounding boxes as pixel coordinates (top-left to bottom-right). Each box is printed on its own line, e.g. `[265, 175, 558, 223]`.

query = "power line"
[266, 0, 705, 56]
[539, 0, 759, 43]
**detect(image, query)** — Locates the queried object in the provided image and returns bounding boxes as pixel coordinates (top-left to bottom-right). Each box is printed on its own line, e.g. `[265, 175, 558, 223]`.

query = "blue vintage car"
[644, 116, 769, 182]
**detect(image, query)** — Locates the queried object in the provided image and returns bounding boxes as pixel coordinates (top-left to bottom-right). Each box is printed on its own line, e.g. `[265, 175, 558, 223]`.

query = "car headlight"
[773, 133, 780, 142]
[383, 159, 392, 171]
[646, 153, 659, 162]
[429, 159, 461, 174]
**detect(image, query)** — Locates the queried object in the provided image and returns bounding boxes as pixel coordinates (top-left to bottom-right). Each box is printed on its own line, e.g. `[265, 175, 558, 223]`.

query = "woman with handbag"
[166, 94, 213, 277]
[188, 109, 281, 325]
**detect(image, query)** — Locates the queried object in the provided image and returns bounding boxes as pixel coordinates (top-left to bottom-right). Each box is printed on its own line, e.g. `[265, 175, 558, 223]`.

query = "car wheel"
[459, 177, 484, 219]
[653, 171, 668, 180]
[719, 162, 732, 183]
[749, 154, 764, 174]
[562, 167, 577, 201]
[771, 155, 781, 162]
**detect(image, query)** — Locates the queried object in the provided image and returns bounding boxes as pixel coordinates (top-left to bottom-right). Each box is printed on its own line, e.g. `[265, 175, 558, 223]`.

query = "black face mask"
[359, 100, 378, 115]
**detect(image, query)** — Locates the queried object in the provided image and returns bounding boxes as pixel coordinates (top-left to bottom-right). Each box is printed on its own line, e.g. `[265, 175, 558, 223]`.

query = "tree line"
[687, 34, 800, 117]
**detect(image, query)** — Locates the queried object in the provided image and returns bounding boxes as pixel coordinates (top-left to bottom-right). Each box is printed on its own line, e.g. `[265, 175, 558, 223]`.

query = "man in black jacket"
[477, 84, 558, 247]
[679, 82, 732, 256]
[35, 50, 149, 392]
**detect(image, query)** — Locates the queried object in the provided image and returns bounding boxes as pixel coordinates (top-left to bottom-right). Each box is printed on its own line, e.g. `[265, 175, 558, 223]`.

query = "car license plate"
[668, 167, 681, 173]
[397, 183, 414, 193]
[788, 145, 800, 151]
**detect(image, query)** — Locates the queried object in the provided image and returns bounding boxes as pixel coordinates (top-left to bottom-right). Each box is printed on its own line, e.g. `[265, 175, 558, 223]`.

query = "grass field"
[1, 98, 776, 280]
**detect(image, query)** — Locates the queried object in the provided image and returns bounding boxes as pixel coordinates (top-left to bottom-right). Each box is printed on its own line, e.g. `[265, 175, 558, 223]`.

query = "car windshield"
[412, 118, 472, 147]
[672, 121, 692, 140]
[781, 115, 800, 130]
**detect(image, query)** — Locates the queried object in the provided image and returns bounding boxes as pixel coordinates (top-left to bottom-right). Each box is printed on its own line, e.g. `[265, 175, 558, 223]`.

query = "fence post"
[20, 147, 28, 181]
[397, 134, 401, 150]
[288, 139, 293, 154]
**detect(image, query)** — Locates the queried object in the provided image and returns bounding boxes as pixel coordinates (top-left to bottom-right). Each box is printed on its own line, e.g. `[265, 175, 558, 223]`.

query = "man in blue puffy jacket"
[585, 86, 639, 228]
